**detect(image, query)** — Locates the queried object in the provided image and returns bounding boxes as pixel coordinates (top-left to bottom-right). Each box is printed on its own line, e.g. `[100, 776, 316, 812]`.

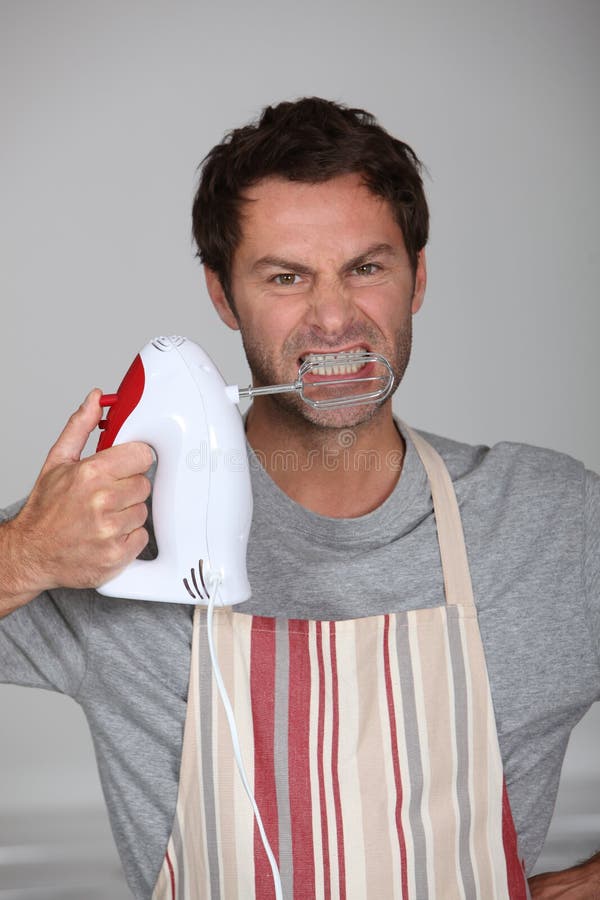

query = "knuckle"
[69, 406, 85, 425]
[97, 516, 119, 541]
[90, 489, 106, 512]
[66, 402, 88, 429]
[79, 457, 101, 483]
[90, 488, 115, 514]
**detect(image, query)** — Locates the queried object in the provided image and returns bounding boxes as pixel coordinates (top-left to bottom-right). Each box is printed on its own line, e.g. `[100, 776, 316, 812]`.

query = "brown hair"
[192, 97, 429, 306]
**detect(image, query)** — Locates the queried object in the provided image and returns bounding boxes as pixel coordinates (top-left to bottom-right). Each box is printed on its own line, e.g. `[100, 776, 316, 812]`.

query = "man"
[1, 98, 598, 899]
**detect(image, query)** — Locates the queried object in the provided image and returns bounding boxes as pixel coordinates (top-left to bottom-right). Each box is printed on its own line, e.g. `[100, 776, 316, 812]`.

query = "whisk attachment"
[234, 351, 394, 409]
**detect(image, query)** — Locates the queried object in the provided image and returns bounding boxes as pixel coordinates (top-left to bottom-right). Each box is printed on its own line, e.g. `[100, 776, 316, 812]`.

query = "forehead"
[236, 173, 404, 260]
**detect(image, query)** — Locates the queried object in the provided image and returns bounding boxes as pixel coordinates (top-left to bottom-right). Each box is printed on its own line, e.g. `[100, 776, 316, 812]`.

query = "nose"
[305, 281, 357, 336]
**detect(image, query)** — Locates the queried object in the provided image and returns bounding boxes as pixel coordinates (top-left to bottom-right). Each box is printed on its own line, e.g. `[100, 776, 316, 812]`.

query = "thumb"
[41, 389, 103, 474]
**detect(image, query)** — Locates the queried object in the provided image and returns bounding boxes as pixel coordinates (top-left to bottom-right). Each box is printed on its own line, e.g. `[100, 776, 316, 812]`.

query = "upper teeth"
[302, 349, 368, 376]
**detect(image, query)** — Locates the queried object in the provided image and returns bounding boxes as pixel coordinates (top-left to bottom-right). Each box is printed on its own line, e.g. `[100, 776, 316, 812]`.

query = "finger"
[87, 442, 155, 480]
[42, 390, 103, 474]
[122, 526, 150, 559]
[119, 474, 152, 507]
[101, 525, 150, 579]
[100, 502, 149, 544]
[114, 502, 150, 537]
[91, 475, 152, 515]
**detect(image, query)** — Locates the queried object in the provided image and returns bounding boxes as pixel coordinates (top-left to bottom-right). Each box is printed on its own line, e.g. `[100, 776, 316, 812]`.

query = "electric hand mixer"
[95, 334, 394, 606]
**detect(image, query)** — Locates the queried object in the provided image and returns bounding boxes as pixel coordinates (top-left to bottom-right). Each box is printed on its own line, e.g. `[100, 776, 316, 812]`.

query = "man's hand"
[529, 852, 600, 898]
[0, 389, 153, 613]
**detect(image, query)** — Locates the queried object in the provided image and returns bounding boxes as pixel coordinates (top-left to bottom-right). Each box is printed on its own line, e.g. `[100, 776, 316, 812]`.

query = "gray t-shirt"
[1, 422, 599, 899]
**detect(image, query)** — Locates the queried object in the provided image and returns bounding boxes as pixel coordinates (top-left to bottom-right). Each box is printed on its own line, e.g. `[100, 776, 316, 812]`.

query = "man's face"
[207, 172, 426, 430]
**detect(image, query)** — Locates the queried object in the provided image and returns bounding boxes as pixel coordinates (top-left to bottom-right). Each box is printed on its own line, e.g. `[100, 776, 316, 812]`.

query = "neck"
[245, 399, 405, 518]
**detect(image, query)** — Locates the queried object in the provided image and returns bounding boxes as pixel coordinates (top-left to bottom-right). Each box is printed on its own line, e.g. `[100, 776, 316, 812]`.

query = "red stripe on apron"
[316, 621, 332, 900]
[288, 620, 317, 899]
[383, 614, 409, 898]
[502, 781, 529, 899]
[165, 849, 176, 900]
[250, 617, 279, 898]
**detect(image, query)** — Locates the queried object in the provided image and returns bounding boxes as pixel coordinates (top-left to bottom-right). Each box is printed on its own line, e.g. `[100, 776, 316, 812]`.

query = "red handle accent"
[96, 354, 145, 451]
[99, 393, 119, 407]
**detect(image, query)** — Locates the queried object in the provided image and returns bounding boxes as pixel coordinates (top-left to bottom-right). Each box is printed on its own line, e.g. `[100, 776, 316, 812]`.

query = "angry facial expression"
[206, 173, 426, 430]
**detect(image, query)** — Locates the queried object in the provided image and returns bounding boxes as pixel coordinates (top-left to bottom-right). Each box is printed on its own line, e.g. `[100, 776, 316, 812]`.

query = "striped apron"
[152, 428, 530, 899]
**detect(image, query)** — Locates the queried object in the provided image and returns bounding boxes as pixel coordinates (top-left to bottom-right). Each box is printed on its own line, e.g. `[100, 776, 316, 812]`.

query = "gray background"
[1, 0, 598, 896]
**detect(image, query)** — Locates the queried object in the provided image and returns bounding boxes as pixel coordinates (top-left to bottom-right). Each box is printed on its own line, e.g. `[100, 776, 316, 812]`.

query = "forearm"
[0, 517, 45, 618]
[529, 850, 600, 898]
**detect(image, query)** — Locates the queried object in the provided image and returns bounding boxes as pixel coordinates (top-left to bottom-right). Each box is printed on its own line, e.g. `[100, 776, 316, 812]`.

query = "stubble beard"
[238, 319, 414, 434]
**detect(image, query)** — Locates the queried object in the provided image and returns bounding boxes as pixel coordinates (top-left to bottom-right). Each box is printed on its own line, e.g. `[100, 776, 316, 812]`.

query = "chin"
[273, 393, 386, 432]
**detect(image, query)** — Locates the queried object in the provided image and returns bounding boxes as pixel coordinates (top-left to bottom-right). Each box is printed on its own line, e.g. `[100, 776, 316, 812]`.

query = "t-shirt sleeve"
[0, 500, 93, 698]
[584, 469, 600, 674]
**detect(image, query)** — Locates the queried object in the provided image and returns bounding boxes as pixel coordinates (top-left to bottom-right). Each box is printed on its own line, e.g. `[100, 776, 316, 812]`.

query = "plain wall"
[1, 0, 598, 881]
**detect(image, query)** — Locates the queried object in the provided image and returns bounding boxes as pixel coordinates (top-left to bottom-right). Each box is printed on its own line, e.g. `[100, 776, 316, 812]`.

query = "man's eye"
[354, 263, 379, 276]
[273, 273, 301, 286]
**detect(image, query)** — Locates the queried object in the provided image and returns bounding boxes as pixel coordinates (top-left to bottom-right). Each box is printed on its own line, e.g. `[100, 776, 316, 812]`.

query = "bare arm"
[0, 516, 43, 617]
[529, 851, 600, 898]
[0, 389, 153, 619]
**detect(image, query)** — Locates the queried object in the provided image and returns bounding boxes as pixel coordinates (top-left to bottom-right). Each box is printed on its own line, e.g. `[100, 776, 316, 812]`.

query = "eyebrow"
[252, 255, 315, 275]
[342, 243, 397, 273]
[251, 242, 398, 276]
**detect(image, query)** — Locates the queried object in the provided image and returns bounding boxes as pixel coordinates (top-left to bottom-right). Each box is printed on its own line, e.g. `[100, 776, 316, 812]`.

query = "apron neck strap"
[405, 425, 475, 609]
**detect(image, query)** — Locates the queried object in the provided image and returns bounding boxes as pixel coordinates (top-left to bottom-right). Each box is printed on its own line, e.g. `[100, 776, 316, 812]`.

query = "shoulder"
[410, 425, 588, 506]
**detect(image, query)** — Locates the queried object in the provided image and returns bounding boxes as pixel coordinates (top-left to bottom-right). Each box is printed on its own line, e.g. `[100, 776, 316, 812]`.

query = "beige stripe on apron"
[152, 428, 531, 899]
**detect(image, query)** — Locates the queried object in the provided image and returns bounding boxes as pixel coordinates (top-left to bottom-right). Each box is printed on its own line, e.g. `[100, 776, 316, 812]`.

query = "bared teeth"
[301, 349, 368, 376]
[312, 362, 363, 376]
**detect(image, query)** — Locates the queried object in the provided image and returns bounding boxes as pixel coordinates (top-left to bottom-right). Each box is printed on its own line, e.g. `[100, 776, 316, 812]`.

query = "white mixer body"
[96, 336, 253, 606]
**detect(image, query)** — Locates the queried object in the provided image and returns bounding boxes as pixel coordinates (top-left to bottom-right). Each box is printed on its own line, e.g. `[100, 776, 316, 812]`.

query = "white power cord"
[206, 578, 283, 900]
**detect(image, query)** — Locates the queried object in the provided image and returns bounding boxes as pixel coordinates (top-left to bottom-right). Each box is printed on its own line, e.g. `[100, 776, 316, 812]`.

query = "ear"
[204, 266, 240, 330]
[411, 250, 427, 315]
